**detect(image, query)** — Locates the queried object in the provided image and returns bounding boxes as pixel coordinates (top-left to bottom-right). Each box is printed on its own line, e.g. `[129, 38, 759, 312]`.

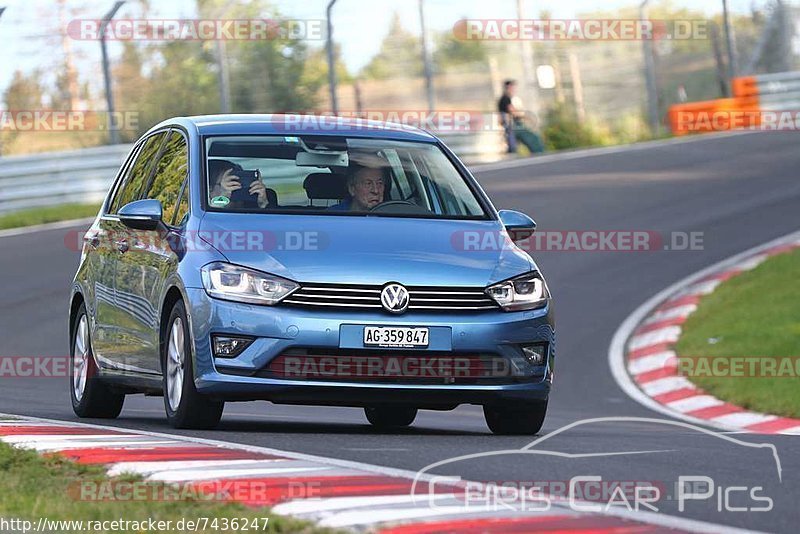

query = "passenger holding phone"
[209, 160, 270, 209]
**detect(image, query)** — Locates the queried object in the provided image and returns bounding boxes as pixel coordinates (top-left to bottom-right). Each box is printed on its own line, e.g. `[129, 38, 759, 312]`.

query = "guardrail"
[0, 130, 506, 215]
[668, 70, 800, 135]
[0, 144, 132, 214]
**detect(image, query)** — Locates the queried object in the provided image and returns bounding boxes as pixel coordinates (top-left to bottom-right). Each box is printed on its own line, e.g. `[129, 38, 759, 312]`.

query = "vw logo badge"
[380, 283, 410, 314]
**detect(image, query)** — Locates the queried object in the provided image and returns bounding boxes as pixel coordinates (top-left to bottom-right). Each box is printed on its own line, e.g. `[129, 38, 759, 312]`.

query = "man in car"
[330, 165, 386, 211]
[209, 159, 271, 209]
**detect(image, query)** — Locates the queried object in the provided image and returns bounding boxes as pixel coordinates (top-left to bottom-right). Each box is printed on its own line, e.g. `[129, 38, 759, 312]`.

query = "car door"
[87, 142, 142, 369]
[95, 131, 167, 373]
[114, 129, 189, 374]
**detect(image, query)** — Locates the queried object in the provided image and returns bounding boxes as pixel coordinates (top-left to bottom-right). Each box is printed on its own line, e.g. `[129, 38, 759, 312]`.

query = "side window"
[110, 132, 166, 214]
[105, 142, 143, 214]
[143, 131, 188, 225]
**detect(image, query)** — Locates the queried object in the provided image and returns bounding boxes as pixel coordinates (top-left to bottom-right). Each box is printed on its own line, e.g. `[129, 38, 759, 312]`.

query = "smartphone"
[229, 170, 261, 205]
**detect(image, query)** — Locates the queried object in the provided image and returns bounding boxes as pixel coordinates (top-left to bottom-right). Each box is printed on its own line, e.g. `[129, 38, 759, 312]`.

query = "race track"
[1, 131, 798, 532]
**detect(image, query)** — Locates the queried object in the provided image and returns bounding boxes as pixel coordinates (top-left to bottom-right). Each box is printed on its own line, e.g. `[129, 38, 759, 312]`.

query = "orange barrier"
[668, 76, 761, 136]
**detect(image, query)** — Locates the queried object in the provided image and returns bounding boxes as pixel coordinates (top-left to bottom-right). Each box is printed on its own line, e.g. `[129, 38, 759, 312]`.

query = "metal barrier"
[0, 130, 507, 215]
[668, 70, 800, 135]
[0, 144, 132, 214]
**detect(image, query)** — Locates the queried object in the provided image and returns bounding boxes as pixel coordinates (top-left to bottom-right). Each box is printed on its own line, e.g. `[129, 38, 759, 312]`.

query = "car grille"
[282, 283, 499, 312]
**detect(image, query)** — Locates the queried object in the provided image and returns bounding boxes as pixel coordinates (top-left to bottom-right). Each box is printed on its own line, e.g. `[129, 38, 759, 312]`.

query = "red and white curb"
[610, 231, 800, 435]
[0, 414, 758, 533]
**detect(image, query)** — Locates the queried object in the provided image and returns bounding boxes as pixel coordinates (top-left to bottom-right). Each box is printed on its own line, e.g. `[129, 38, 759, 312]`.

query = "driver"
[331, 165, 385, 211]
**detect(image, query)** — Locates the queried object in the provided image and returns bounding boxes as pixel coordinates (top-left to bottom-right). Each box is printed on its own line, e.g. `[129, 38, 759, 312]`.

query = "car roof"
[150, 114, 439, 142]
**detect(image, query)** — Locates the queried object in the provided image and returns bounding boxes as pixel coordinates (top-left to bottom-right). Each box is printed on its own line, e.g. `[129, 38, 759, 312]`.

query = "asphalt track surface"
[1, 131, 798, 532]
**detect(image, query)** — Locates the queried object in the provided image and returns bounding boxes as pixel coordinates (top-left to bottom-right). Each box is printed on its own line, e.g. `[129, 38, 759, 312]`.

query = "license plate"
[364, 327, 429, 348]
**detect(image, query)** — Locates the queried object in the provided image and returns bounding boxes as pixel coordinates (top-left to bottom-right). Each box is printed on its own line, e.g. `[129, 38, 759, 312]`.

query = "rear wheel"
[163, 300, 224, 429]
[365, 406, 418, 429]
[70, 303, 124, 418]
[484, 401, 548, 435]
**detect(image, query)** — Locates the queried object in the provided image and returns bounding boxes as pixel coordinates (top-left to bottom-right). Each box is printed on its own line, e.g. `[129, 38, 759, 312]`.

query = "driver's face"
[349, 168, 385, 210]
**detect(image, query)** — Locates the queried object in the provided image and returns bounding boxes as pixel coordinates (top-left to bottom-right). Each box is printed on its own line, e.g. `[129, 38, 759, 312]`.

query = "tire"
[163, 300, 224, 429]
[484, 401, 548, 435]
[70, 303, 124, 419]
[365, 406, 418, 429]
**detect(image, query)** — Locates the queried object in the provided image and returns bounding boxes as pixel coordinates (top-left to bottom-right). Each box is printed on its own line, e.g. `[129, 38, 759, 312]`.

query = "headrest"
[304, 172, 348, 200]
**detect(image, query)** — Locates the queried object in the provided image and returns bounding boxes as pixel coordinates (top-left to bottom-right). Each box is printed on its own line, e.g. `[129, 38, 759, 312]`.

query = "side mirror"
[118, 199, 164, 231]
[498, 209, 537, 243]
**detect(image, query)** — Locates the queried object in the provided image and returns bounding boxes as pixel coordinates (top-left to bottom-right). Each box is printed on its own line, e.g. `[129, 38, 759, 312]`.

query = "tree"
[433, 31, 487, 69]
[4, 70, 45, 110]
[361, 12, 422, 80]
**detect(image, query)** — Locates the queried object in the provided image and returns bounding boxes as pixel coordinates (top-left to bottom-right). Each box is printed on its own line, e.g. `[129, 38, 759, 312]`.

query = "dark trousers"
[503, 121, 544, 154]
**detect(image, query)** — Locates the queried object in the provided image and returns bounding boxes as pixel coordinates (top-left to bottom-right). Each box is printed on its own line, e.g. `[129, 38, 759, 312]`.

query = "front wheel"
[365, 406, 418, 429]
[70, 303, 124, 418]
[163, 301, 224, 429]
[484, 401, 548, 435]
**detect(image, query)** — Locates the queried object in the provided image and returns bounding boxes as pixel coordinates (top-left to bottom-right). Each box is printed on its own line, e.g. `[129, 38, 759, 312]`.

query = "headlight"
[486, 272, 550, 311]
[201, 262, 298, 305]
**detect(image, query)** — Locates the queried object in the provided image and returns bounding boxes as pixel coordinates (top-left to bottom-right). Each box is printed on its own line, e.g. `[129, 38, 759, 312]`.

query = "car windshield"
[204, 135, 487, 219]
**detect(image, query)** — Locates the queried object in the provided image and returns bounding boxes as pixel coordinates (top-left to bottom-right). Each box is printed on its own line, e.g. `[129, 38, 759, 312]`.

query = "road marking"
[642, 304, 697, 324]
[627, 351, 677, 375]
[0, 412, 767, 534]
[667, 395, 724, 413]
[711, 413, 776, 428]
[107, 459, 282, 477]
[147, 464, 335, 483]
[273, 493, 457, 515]
[640, 376, 693, 396]
[627, 326, 682, 352]
[0, 217, 95, 239]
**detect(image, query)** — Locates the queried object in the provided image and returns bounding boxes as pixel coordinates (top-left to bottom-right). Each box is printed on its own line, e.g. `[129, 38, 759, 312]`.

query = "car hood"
[198, 212, 535, 287]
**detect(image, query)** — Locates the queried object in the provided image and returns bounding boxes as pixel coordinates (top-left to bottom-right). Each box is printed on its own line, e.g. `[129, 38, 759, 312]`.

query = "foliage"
[433, 32, 487, 69]
[361, 12, 422, 80]
[541, 103, 613, 150]
[3, 71, 45, 110]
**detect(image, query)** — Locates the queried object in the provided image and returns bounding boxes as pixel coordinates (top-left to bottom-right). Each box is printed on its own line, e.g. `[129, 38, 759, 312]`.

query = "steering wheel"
[369, 200, 431, 215]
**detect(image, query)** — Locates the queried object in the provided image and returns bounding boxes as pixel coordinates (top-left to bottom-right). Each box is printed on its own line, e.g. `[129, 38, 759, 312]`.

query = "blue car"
[69, 115, 554, 434]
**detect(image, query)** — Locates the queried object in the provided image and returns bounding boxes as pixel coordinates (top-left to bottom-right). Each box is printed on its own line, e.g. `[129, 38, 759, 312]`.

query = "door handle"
[115, 239, 129, 253]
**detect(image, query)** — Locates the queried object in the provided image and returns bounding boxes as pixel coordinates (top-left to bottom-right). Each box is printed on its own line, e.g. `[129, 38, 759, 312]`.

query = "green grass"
[0, 442, 328, 533]
[675, 248, 800, 418]
[0, 203, 100, 231]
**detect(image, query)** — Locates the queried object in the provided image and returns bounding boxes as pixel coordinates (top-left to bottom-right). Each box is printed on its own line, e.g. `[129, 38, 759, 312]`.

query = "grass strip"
[675, 248, 800, 418]
[0, 204, 100, 231]
[0, 441, 330, 533]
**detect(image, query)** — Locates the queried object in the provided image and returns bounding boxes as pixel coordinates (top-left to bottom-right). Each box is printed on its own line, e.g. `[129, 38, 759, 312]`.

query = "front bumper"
[185, 288, 555, 407]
